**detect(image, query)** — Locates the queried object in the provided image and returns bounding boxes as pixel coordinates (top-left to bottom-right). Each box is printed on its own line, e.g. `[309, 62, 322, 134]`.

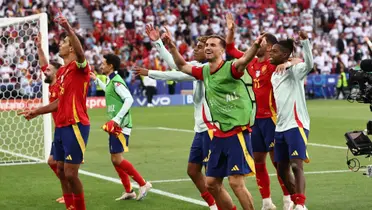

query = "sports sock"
[73, 193, 86, 210]
[255, 163, 271, 199]
[114, 166, 132, 193]
[119, 159, 146, 186]
[49, 163, 58, 178]
[294, 194, 306, 206]
[63, 193, 74, 209]
[201, 191, 215, 206]
[231, 206, 237, 210]
[273, 161, 290, 196]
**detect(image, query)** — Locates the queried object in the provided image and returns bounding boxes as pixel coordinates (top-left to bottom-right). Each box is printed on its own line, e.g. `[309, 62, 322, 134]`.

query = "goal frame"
[0, 13, 52, 164]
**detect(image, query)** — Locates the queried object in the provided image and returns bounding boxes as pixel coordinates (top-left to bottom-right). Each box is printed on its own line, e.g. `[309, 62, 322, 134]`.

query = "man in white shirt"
[269, 31, 313, 210]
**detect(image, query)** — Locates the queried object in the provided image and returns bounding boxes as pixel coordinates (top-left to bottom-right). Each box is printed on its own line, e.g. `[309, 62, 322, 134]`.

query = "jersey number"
[253, 78, 260, 88]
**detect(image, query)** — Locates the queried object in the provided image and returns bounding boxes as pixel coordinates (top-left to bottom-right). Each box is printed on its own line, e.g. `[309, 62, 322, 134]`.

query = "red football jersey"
[49, 83, 59, 122]
[226, 43, 277, 119]
[55, 60, 90, 127]
[247, 58, 277, 119]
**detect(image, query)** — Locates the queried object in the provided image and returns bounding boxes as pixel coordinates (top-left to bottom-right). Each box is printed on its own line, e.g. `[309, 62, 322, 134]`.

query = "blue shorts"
[109, 133, 129, 154]
[50, 128, 59, 156]
[251, 118, 276, 153]
[188, 131, 212, 166]
[206, 130, 255, 178]
[54, 123, 90, 164]
[274, 127, 310, 163]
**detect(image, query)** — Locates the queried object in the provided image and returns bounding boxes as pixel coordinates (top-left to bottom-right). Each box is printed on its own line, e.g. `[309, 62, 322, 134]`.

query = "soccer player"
[19, 14, 90, 210]
[134, 24, 218, 210]
[225, 13, 297, 210]
[163, 31, 265, 210]
[269, 31, 313, 210]
[33, 32, 65, 204]
[90, 54, 152, 201]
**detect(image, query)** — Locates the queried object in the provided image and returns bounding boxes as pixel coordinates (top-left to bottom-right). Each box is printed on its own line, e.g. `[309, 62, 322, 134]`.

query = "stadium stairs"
[74, 4, 93, 30]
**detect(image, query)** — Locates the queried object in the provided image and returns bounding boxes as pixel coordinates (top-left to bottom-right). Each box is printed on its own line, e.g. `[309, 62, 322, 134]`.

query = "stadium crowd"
[0, 0, 372, 97]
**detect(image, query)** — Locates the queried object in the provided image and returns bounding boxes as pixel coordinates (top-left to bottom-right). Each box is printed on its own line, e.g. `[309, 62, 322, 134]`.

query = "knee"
[64, 167, 78, 181]
[206, 179, 221, 193]
[111, 155, 122, 166]
[187, 165, 200, 178]
[48, 157, 56, 167]
[228, 175, 245, 191]
[290, 162, 303, 173]
[57, 164, 65, 178]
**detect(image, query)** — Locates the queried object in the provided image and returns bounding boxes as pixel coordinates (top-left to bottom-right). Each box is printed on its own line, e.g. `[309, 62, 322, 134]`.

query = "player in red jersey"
[19, 13, 90, 210]
[225, 13, 300, 210]
[30, 32, 67, 204]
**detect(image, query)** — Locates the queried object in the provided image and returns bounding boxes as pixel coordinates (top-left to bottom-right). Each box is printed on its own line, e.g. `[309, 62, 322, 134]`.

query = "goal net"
[0, 13, 52, 165]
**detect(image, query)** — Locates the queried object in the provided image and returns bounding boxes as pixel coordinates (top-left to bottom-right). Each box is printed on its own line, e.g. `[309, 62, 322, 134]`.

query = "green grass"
[1, 100, 372, 210]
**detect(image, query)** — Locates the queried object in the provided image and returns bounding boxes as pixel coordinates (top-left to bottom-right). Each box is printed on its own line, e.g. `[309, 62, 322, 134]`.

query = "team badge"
[256, 70, 260, 77]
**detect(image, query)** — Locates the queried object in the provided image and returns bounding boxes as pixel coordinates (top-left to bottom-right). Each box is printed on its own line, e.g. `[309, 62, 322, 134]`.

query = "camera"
[347, 59, 372, 105]
[345, 59, 372, 176]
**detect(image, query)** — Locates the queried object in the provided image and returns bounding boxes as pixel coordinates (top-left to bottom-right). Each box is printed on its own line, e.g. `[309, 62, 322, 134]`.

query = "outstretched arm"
[162, 33, 194, 75]
[18, 99, 59, 120]
[146, 24, 178, 70]
[134, 67, 196, 81]
[90, 72, 106, 92]
[234, 34, 265, 72]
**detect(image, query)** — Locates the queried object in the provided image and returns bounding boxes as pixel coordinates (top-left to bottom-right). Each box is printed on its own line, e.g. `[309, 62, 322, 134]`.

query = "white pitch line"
[78, 169, 207, 207]
[145, 126, 348, 150]
[149, 169, 352, 183]
[0, 148, 44, 163]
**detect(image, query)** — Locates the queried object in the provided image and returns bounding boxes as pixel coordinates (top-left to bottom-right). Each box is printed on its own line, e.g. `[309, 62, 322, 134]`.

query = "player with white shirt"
[90, 54, 152, 201]
[269, 31, 313, 210]
[133, 24, 219, 210]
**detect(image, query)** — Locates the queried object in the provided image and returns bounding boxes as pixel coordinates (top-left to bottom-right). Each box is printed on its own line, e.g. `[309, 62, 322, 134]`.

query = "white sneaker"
[294, 205, 307, 210]
[115, 191, 137, 200]
[147, 103, 154, 107]
[262, 198, 277, 210]
[283, 195, 294, 210]
[210, 204, 218, 210]
[137, 182, 152, 201]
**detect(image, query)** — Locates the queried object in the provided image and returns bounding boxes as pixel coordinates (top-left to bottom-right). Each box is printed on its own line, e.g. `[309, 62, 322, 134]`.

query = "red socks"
[119, 160, 146, 186]
[255, 163, 271, 199]
[277, 174, 290, 196]
[201, 191, 215, 206]
[115, 166, 133, 193]
[63, 193, 74, 209]
[273, 161, 290, 196]
[49, 163, 58, 178]
[73, 193, 86, 210]
[291, 194, 306, 206]
[232, 206, 237, 210]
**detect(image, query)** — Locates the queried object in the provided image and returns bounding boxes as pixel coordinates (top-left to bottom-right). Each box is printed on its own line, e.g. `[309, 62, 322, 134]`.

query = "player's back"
[247, 58, 277, 119]
[271, 65, 309, 132]
[55, 60, 90, 127]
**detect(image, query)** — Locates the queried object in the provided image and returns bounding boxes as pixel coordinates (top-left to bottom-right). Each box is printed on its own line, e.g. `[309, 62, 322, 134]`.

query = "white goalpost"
[0, 13, 52, 165]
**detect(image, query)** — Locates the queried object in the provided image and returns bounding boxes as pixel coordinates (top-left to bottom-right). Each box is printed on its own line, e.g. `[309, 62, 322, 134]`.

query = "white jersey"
[271, 40, 313, 132]
[150, 39, 207, 133]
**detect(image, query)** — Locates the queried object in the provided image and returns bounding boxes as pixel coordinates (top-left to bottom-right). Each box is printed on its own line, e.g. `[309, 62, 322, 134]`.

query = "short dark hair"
[277, 39, 295, 56]
[263, 33, 278, 46]
[197, 36, 209, 44]
[103, 54, 121, 71]
[49, 61, 62, 70]
[60, 32, 85, 49]
[207, 35, 226, 49]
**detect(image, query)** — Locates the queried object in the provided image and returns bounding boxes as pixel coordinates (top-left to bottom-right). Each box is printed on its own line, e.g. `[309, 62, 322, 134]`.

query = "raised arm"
[134, 67, 196, 81]
[162, 32, 194, 75]
[146, 24, 178, 70]
[233, 34, 265, 72]
[291, 31, 314, 80]
[55, 13, 85, 64]
[35, 33, 48, 68]
[225, 13, 244, 59]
